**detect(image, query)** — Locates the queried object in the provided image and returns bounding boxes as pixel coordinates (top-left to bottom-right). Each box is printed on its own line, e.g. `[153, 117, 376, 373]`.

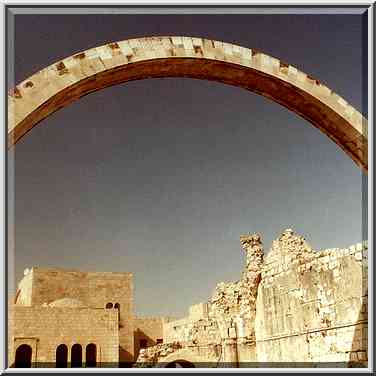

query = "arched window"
[85, 343, 97, 367]
[71, 344, 82, 367]
[105, 302, 113, 309]
[114, 303, 120, 322]
[15, 344, 32, 368]
[55, 344, 68, 368]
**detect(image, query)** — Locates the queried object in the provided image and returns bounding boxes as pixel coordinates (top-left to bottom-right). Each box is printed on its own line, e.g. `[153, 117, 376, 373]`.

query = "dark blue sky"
[8, 11, 367, 317]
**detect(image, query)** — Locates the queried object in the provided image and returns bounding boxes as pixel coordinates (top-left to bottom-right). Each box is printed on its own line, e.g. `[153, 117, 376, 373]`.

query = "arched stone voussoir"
[8, 36, 367, 171]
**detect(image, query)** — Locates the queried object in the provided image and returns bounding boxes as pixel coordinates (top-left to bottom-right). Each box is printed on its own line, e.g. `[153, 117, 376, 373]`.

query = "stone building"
[8, 229, 368, 368]
[8, 268, 165, 367]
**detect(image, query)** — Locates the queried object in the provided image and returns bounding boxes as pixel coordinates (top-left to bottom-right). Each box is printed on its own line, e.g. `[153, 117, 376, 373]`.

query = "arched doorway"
[55, 344, 68, 368]
[71, 344, 82, 367]
[14, 344, 32, 368]
[85, 343, 97, 367]
[166, 359, 195, 368]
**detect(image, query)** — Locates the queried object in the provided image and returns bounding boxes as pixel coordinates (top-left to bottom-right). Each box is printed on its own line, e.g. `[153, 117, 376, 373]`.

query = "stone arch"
[165, 359, 195, 368]
[105, 302, 113, 309]
[157, 348, 216, 367]
[14, 344, 32, 368]
[8, 36, 367, 171]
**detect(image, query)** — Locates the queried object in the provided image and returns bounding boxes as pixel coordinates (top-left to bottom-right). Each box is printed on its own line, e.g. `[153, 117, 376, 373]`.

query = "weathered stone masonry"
[136, 229, 368, 367]
[8, 268, 165, 367]
[8, 33, 368, 368]
[9, 229, 368, 367]
[255, 229, 367, 365]
[9, 305, 119, 366]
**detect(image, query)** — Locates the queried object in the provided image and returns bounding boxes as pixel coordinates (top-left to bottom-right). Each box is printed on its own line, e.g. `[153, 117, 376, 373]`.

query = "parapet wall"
[255, 230, 368, 365]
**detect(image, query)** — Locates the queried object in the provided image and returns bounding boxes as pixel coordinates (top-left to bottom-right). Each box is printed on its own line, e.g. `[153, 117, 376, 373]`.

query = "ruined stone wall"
[151, 230, 368, 367]
[8, 305, 119, 366]
[189, 303, 210, 321]
[158, 235, 265, 365]
[133, 317, 164, 360]
[163, 302, 216, 345]
[255, 230, 368, 365]
[163, 317, 191, 344]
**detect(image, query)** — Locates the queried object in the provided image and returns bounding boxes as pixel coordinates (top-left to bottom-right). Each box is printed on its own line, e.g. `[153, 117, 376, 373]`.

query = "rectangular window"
[156, 339, 163, 344]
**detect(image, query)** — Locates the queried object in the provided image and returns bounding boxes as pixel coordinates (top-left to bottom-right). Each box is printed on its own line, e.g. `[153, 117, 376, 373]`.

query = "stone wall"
[133, 317, 165, 360]
[189, 303, 210, 321]
[163, 317, 191, 344]
[140, 229, 368, 368]
[28, 268, 133, 310]
[255, 229, 368, 366]
[163, 302, 218, 346]
[10, 231, 368, 368]
[8, 305, 119, 366]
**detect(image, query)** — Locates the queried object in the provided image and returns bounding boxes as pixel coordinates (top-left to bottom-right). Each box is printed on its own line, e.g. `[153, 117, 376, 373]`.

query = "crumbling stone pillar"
[238, 233, 264, 323]
[210, 233, 265, 365]
[240, 233, 264, 284]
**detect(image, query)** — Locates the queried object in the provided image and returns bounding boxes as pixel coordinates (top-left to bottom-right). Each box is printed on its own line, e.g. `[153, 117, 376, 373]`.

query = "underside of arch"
[157, 348, 214, 367]
[8, 36, 367, 171]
